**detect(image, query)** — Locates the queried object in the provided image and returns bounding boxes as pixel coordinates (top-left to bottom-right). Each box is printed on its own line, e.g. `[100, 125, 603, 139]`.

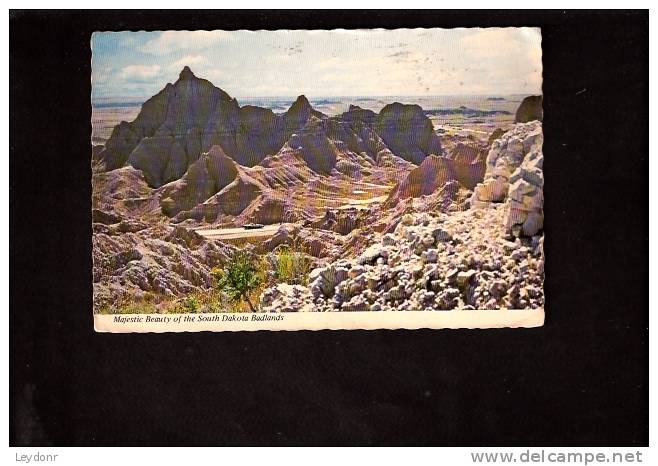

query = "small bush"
[270, 240, 312, 286]
[180, 296, 200, 313]
[161, 197, 176, 216]
[212, 250, 262, 312]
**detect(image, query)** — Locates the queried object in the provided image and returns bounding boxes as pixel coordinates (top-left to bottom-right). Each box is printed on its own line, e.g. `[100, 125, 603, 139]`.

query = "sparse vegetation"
[211, 250, 263, 312]
[97, 288, 237, 314]
[269, 239, 312, 286]
[179, 295, 200, 313]
[97, 238, 317, 314]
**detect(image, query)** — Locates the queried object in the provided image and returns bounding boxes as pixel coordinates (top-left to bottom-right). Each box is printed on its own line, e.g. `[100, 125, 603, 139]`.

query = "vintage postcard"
[91, 28, 544, 332]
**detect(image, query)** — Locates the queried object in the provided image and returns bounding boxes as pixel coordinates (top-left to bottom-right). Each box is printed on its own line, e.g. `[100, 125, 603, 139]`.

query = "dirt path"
[196, 189, 389, 239]
[337, 194, 388, 210]
[195, 224, 280, 240]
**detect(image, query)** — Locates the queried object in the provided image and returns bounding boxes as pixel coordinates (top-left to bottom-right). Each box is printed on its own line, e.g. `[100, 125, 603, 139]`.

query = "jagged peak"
[294, 94, 310, 105]
[205, 144, 233, 161]
[178, 66, 196, 80]
[288, 94, 311, 112]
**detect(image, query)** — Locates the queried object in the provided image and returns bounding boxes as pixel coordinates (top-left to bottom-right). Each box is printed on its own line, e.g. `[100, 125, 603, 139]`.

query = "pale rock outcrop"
[504, 142, 544, 236]
[260, 205, 544, 313]
[470, 121, 544, 237]
[260, 283, 316, 312]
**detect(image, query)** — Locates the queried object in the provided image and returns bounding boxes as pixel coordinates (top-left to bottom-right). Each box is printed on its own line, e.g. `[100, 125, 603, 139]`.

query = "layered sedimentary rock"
[470, 121, 544, 236]
[92, 166, 161, 220]
[283, 118, 339, 175]
[97, 68, 328, 188]
[384, 143, 485, 204]
[159, 145, 239, 216]
[92, 223, 233, 310]
[172, 170, 270, 223]
[94, 69, 447, 224]
[256, 100, 440, 179]
[97, 68, 442, 191]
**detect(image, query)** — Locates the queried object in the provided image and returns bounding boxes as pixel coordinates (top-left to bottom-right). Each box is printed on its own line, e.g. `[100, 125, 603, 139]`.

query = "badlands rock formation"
[385, 152, 484, 202]
[96, 69, 437, 185]
[259, 119, 545, 313]
[471, 121, 544, 236]
[94, 68, 445, 226]
[93, 219, 233, 310]
[96, 67, 328, 185]
[373, 103, 443, 164]
[92, 68, 544, 313]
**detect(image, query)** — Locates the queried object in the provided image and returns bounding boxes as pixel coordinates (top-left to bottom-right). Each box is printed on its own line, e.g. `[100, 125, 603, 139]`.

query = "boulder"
[260, 283, 315, 312]
[92, 209, 122, 225]
[309, 265, 349, 298]
[358, 244, 389, 265]
[515, 95, 543, 123]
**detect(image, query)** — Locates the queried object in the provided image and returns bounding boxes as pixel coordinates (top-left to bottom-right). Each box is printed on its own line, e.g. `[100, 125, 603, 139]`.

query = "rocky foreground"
[261, 205, 544, 312]
[92, 222, 233, 311]
[260, 120, 544, 312]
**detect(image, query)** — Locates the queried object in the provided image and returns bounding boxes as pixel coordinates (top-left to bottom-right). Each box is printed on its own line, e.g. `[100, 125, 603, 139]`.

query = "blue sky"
[91, 28, 542, 102]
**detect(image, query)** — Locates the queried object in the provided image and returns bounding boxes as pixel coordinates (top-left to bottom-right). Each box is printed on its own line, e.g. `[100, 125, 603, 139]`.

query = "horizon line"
[92, 92, 537, 104]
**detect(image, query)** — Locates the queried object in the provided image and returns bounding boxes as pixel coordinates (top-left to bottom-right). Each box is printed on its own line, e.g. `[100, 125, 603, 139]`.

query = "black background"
[10, 10, 648, 446]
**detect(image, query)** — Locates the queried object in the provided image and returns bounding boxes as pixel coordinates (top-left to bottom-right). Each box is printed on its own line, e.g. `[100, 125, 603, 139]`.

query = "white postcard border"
[94, 308, 544, 333]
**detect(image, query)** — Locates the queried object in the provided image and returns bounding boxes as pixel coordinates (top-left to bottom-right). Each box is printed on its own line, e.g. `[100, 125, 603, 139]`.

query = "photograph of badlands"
[91, 29, 544, 315]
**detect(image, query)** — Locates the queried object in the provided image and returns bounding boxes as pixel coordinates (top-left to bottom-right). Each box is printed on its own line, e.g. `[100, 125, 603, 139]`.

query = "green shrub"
[271, 240, 312, 286]
[180, 296, 200, 313]
[212, 250, 262, 312]
[161, 197, 176, 216]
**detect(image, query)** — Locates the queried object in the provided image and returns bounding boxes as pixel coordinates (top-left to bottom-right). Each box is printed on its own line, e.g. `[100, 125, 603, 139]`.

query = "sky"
[91, 28, 542, 102]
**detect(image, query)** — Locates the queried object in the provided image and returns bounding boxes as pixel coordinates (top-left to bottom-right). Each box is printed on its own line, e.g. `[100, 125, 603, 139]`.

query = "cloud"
[120, 65, 162, 82]
[171, 54, 207, 70]
[459, 28, 541, 61]
[200, 69, 223, 83]
[94, 28, 542, 98]
[139, 31, 232, 55]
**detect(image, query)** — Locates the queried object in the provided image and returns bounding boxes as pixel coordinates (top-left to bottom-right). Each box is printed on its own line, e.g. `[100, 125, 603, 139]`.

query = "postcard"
[91, 28, 544, 332]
